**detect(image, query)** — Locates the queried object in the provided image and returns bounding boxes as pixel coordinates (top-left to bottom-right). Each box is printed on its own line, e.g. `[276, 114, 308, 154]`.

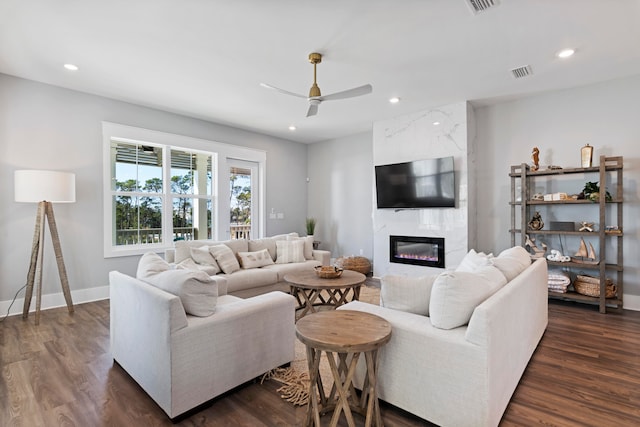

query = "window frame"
[102, 122, 266, 258]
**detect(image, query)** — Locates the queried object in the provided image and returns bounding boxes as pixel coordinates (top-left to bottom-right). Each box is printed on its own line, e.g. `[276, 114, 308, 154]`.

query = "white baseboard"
[0, 286, 109, 319]
[623, 294, 640, 311]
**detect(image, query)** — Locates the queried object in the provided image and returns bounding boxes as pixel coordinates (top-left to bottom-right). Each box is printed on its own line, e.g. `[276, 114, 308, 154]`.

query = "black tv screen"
[375, 156, 455, 208]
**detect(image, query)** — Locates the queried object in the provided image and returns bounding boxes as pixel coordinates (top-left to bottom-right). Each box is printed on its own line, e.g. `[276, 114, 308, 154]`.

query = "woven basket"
[574, 275, 616, 298]
[334, 256, 371, 275]
[314, 266, 343, 279]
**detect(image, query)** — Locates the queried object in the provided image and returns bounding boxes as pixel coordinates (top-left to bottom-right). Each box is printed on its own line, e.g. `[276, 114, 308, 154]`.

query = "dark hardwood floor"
[1, 297, 639, 426]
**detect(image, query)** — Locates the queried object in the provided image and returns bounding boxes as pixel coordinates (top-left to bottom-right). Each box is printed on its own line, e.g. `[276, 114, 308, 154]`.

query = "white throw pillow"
[140, 269, 218, 317]
[176, 257, 220, 276]
[136, 252, 170, 278]
[287, 235, 314, 260]
[429, 265, 508, 330]
[275, 240, 306, 264]
[237, 249, 275, 269]
[380, 275, 436, 316]
[492, 246, 531, 281]
[456, 249, 493, 273]
[190, 247, 221, 273]
[208, 244, 241, 274]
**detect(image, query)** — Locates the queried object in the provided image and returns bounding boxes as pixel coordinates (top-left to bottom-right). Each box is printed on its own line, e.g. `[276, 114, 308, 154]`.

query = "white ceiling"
[2, 0, 640, 144]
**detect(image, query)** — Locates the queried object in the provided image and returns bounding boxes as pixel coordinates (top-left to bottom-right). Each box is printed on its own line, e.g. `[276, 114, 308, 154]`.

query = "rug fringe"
[261, 367, 311, 406]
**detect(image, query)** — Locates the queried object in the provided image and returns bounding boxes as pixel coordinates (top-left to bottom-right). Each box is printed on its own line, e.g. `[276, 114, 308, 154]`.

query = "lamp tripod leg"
[22, 202, 45, 319]
[45, 202, 74, 313]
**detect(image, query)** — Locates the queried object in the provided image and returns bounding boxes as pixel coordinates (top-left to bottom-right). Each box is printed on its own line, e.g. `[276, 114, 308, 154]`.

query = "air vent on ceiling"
[511, 65, 533, 79]
[465, 0, 500, 14]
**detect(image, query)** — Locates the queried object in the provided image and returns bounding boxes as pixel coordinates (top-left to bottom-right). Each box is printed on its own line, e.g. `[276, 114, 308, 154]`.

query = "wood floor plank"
[2, 296, 640, 426]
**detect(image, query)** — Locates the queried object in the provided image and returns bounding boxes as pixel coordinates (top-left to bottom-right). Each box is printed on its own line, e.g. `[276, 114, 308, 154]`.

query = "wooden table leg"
[363, 349, 383, 427]
[326, 351, 358, 427]
[305, 346, 322, 427]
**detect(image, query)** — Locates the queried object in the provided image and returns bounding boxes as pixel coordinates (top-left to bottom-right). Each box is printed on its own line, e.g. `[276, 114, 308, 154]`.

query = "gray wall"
[475, 74, 640, 309]
[307, 132, 374, 261]
[0, 74, 308, 307]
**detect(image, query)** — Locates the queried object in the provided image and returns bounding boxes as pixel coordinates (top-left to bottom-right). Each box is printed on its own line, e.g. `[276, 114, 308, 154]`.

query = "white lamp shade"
[15, 170, 76, 203]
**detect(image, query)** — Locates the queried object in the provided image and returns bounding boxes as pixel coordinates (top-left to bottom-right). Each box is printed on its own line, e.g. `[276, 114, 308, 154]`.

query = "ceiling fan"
[261, 52, 373, 117]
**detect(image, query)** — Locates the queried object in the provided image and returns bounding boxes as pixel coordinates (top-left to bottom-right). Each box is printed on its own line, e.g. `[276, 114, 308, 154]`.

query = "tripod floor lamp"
[15, 170, 75, 325]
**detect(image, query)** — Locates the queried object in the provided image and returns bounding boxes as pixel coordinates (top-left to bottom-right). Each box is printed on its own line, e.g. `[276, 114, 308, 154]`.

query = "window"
[103, 123, 266, 257]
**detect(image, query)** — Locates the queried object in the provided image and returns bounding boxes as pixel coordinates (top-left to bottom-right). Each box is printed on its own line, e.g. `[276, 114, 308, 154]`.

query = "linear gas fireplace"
[389, 235, 445, 268]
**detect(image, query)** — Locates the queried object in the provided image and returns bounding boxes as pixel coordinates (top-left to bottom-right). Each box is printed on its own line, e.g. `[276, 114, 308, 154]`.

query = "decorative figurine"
[572, 238, 598, 264]
[525, 235, 547, 259]
[578, 221, 595, 232]
[528, 211, 544, 231]
[531, 147, 540, 171]
[547, 249, 570, 262]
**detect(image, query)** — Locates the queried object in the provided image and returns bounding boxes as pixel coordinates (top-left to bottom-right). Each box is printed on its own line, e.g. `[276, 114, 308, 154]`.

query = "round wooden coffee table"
[296, 310, 392, 427]
[284, 270, 366, 318]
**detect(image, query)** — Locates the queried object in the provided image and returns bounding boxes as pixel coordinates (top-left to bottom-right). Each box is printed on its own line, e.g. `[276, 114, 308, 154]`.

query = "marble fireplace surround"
[372, 101, 477, 277]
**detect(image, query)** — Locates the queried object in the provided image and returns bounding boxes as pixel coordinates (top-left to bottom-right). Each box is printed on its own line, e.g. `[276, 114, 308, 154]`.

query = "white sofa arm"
[109, 271, 188, 415]
[312, 249, 331, 266]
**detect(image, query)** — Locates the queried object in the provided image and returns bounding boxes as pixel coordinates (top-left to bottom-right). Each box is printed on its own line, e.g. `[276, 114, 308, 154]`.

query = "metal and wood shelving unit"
[509, 155, 623, 313]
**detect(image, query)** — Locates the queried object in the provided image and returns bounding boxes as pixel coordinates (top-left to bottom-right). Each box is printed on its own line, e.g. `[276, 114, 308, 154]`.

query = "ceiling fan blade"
[306, 103, 319, 117]
[318, 84, 372, 101]
[260, 83, 308, 99]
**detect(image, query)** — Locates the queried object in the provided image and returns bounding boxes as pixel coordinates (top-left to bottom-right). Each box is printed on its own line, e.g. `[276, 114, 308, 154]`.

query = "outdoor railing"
[116, 224, 249, 245]
[230, 224, 251, 240]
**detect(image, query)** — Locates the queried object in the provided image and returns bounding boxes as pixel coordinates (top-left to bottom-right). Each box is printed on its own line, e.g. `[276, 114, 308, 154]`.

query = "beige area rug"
[262, 285, 380, 406]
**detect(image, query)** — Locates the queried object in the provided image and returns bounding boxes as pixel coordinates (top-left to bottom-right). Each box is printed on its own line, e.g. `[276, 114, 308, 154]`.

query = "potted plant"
[305, 217, 316, 236]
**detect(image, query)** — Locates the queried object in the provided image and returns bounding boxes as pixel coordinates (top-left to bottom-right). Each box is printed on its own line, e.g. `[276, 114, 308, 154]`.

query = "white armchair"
[109, 271, 296, 419]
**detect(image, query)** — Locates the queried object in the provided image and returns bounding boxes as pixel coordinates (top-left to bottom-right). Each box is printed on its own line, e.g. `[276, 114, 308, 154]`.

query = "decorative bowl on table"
[314, 265, 343, 279]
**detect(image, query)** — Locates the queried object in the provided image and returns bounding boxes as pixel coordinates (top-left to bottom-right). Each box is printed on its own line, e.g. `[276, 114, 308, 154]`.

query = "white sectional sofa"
[109, 269, 296, 420]
[339, 248, 548, 427]
[165, 233, 331, 298]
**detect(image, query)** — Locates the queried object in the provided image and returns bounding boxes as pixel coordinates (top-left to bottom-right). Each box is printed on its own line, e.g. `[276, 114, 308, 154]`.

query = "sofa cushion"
[248, 238, 277, 261]
[176, 257, 220, 276]
[190, 247, 222, 273]
[209, 244, 241, 274]
[429, 265, 507, 330]
[222, 268, 279, 293]
[174, 240, 197, 263]
[137, 253, 218, 317]
[221, 238, 249, 255]
[380, 275, 436, 316]
[136, 251, 170, 277]
[237, 249, 275, 269]
[492, 246, 531, 281]
[271, 232, 299, 240]
[456, 249, 493, 273]
[275, 240, 305, 264]
[287, 235, 314, 260]
[263, 259, 322, 282]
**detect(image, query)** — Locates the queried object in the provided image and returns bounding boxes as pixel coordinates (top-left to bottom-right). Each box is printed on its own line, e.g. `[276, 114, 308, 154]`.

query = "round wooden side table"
[284, 270, 365, 319]
[295, 310, 392, 427]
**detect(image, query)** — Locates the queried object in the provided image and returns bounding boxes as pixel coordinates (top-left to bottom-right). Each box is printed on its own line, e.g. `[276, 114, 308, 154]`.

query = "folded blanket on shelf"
[548, 271, 571, 293]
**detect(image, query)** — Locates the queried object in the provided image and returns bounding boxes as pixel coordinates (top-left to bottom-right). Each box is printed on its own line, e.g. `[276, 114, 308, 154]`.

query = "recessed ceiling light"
[64, 63, 79, 71]
[557, 48, 575, 59]
[389, 97, 400, 104]
[433, 121, 441, 126]
[288, 125, 296, 131]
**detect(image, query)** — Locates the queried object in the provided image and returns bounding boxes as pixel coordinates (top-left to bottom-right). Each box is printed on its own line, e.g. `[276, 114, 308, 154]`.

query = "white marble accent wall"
[372, 101, 476, 277]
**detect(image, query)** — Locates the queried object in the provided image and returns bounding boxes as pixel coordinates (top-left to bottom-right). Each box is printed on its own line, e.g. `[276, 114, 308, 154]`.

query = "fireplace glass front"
[389, 235, 445, 268]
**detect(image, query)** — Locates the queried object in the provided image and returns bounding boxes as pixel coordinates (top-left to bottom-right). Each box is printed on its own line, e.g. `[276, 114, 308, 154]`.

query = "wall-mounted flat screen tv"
[375, 156, 455, 209]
